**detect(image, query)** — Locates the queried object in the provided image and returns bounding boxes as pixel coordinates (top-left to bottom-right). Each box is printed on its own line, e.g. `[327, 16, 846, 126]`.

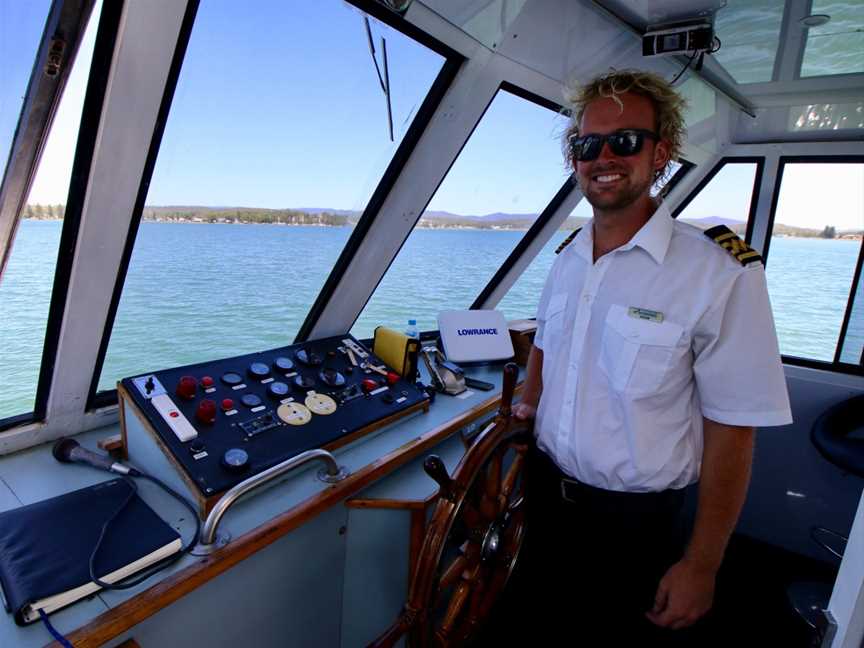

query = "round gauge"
[221, 372, 243, 386]
[241, 393, 263, 408]
[268, 381, 289, 399]
[293, 375, 316, 391]
[305, 392, 337, 416]
[274, 356, 294, 372]
[248, 362, 270, 379]
[277, 402, 312, 426]
[295, 348, 322, 366]
[319, 368, 345, 387]
[221, 448, 249, 473]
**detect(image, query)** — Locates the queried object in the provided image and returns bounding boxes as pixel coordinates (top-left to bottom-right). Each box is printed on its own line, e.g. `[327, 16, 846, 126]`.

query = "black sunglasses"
[569, 129, 659, 162]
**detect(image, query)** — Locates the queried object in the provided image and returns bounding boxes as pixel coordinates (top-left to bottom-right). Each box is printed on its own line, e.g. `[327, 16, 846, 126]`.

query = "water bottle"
[405, 318, 419, 339]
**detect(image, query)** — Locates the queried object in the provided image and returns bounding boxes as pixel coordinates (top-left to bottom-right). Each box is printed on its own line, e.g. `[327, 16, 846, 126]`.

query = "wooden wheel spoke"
[439, 553, 468, 591]
[485, 446, 504, 500]
[498, 448, 526, 511]
[479, 447, 505, 520]
[438, 578, 473, 638]
[460, 499, 483, 529]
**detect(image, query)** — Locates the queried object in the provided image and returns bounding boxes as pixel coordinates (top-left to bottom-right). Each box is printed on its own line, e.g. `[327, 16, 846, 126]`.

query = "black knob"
[241, 393, 263, 408]
[293, 375, 316, 391]
[221, 371, 243, 386]
[319, 368, 346, 387]
[295, 348, 322, 366]
[268, 381, 289, 399]
[221, 448, 249, 473]
[248, 362, 270, 380]
[274, 356, 294, 373]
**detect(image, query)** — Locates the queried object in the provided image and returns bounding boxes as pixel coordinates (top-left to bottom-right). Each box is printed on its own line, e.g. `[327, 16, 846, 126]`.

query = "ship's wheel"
[371, 363, 530, 647]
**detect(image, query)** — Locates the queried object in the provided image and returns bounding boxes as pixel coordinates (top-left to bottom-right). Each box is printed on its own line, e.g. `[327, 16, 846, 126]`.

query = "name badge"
[628, 307, 664, 323]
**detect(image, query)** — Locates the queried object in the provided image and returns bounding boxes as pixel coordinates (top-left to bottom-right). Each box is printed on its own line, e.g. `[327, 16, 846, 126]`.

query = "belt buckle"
[560, 477, 580, 503]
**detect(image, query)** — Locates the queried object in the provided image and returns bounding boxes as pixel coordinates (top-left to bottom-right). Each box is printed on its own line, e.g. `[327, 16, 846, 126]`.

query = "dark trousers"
[486, 445, 701, 646]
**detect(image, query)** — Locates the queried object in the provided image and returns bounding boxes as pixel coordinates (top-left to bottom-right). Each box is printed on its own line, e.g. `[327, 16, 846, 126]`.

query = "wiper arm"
[363, 16, 394, 141]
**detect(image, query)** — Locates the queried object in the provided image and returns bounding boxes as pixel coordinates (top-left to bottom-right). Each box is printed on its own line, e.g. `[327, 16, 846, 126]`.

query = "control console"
[118, 334, 429, 516]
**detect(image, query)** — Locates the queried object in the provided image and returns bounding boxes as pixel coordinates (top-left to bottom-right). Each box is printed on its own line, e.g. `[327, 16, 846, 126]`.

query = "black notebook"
[0, 478, 182, 625]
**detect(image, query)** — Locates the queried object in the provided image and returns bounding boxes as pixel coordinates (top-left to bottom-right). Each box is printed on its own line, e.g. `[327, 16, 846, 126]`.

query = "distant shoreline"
[21, 216, 863, 240]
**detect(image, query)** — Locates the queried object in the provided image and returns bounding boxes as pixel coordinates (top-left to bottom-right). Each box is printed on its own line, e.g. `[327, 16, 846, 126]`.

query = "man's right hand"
[512, 402, 537, 420]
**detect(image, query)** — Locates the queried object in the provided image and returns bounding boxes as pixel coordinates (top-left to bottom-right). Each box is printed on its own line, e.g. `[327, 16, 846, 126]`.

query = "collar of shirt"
[569, 202, 674, 265]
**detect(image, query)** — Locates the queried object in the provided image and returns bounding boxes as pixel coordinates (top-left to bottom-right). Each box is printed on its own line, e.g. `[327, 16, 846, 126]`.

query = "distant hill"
[681, 216, 745, 229]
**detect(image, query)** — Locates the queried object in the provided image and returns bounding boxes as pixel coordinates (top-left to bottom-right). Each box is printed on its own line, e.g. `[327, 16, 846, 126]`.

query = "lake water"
[1, 220, 861, 418]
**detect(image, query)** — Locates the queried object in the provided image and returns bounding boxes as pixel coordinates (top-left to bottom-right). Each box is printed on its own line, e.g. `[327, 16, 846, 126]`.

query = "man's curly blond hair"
[563, 69, 687, 183]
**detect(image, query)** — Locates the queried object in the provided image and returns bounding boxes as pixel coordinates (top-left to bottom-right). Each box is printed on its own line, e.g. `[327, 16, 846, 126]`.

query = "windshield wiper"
[364, 16, 394, 142]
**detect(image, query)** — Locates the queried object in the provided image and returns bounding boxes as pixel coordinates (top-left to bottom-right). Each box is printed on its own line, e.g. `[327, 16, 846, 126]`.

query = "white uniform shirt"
[533, 203, 792, 492]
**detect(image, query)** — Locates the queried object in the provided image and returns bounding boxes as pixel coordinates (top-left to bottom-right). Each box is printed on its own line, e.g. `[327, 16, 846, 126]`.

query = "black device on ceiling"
[642, 22, 714, 57]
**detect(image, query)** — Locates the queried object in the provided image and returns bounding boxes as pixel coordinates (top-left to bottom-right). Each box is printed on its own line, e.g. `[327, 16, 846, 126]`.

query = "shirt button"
[583, 294, 593, 302]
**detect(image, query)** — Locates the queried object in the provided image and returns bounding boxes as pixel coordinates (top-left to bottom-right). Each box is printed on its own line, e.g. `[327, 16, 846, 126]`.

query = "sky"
[2, 0, 863, 231]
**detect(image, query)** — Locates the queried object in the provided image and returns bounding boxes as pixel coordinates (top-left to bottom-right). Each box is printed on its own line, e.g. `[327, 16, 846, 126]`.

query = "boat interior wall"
[739, 366, 864, 562]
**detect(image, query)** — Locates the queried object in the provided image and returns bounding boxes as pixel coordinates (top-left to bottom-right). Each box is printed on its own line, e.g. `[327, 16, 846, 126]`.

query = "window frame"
[0, 0, 116, 432]
[764, 155, 864, 375]
[87, 0, 464, 411]
[671, 156, 765, 245]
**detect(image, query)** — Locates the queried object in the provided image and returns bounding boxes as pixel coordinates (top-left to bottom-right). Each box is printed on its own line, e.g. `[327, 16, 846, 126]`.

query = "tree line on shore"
[19, 203, 862, 238]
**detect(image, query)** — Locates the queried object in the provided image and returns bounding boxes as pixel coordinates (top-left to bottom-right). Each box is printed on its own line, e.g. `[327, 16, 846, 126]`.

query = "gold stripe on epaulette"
[703, 224, 762, 266]
[555, 227, 581, 255]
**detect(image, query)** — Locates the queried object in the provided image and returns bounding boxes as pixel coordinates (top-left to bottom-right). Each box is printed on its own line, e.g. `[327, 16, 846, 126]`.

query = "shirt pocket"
[541, 292, 568, 351]
[599, 304, 684, 395]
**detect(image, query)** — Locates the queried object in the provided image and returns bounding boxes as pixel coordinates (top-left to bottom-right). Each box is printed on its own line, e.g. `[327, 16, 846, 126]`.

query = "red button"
[362, 378, 378, 393]
[386, 371, 400, 386]
[196, 399, 217, 425]
[201, 376, 214, 388]
[221, 398, 234, 411]
[176, 375, 198, 400]
[169, 411, 179, 418]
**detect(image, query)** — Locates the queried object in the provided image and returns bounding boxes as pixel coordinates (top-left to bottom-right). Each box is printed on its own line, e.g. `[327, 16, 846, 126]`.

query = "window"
[351, 88, 570, 338]
[673, 161, 760, 237]
[0, 0, 52, 170]
[765, 161, 864, 363]
[801, 0, 864, 78]
[0, 4, 100, 420]
[494, 230, 571, 322]
[839, 265, 864, 365]
[95, 1, 445, 393]
[712, 0, 785, 84]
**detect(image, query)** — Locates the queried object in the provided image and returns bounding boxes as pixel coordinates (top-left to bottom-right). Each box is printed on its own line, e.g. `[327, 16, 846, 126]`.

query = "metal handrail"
[193, 449, 349, 554]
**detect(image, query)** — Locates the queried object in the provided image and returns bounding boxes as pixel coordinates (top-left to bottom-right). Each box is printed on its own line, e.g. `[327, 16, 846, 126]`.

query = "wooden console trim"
[49, 386, 520, 648]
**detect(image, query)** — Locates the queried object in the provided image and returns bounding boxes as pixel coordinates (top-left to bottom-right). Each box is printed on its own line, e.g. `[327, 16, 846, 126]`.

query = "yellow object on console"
[373, 326, 420, 379]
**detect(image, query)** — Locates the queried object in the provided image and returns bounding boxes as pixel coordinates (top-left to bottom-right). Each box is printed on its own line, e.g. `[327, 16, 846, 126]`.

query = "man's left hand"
[645, 558, 716, 630]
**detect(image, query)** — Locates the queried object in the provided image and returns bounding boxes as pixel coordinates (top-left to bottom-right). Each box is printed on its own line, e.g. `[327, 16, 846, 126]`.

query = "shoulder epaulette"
[555, 228, 582, 255]
[703, 225, 762, 266]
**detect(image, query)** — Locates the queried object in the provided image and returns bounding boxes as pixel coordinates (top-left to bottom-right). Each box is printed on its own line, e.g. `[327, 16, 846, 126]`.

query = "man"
[511, 69, 792, 643]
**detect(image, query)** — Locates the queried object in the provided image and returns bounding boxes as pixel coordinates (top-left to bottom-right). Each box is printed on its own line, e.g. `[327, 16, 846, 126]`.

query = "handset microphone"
[52, 438, 139, 476]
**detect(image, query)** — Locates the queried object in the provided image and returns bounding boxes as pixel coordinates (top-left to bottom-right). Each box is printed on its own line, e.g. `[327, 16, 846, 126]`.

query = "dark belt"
[530, 446, 686, 513]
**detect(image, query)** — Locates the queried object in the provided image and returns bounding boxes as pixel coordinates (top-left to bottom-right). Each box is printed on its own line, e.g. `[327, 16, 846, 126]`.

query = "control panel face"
[121, 334, 428, 497]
